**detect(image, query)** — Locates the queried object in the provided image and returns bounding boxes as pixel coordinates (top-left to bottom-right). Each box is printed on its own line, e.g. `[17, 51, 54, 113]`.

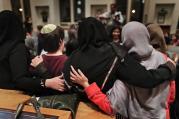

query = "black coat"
[0, 43, 46, 94]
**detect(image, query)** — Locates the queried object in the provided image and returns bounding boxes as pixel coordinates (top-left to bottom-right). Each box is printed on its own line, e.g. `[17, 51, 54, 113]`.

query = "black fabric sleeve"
[9, 44, 46, 94]
[117, 54, 175, 88]
[33, 62, 51, 79]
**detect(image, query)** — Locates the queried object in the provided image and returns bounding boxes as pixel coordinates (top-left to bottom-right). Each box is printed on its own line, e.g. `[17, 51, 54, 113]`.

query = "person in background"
[31, 24, 68, 78]
[25, 25, 43, 58]
[147, 24, 179, 119]
[25, 32, 38, 58]
[147, 24, 178, 119]
[101, 4, 124, 26]
[147, 23, 178, 63]
[170, 34, 179, 47]
[70, 22, 175, 119]
[113, 12, 123, 26]
[164, 32, 171, 45]
[109, 25, 122, 46]
[36, 25, 44, 55]
[65, 24, 79, 56]
[173, 34, 179, 46]
[146, 23, 167, 54]
[0, 10, 65, 95]
[24, 16, 33, 35]
[34, 25, 43, 54]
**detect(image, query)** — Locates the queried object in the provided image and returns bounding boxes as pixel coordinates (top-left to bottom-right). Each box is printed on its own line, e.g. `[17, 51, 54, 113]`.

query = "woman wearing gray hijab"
[70, 22, 175, 119]
[110, 21, 175, 118]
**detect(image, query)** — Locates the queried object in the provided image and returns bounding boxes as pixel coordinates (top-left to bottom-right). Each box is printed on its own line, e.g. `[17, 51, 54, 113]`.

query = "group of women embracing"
[0, 10, 178, 119]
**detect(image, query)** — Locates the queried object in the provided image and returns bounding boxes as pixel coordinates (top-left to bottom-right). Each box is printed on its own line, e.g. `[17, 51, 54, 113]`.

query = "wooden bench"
[0, 89, 114, 119]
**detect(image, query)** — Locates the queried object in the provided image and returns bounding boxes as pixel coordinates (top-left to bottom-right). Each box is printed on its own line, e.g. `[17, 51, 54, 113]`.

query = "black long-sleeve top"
[117, 54, 175, 88]
[0, 44, 47, 94]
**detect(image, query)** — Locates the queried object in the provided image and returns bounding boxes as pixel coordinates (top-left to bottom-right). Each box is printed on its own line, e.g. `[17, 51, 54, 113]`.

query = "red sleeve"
[168, 80, 176, 104]
[84, 82, 114, 115]
[166, 57, 176, 104]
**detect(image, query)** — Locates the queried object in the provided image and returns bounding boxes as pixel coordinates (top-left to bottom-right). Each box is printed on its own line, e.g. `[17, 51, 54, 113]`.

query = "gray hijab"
[121, 21, 153, 60]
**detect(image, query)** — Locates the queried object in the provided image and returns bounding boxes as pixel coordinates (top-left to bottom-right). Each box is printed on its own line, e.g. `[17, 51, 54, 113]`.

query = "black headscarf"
[0, 10, 25, 61]
[78, 17, 111, 50]
[63, 17, 118, 92]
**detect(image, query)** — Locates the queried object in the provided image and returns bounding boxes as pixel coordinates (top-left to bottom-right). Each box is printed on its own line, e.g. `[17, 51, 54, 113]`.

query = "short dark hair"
[109, 25, 122, 39]
[37, 25, 43, 31]
[39, 26, 64, 52]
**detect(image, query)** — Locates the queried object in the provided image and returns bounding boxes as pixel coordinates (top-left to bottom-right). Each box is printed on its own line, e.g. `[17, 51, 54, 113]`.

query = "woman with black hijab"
[64, 17, 120, 92]
[0, 10, 65, 95]
[63, 17, 175, 93]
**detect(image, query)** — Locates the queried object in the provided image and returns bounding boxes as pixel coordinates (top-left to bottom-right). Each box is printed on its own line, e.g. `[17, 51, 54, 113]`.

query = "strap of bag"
[101, 42, 127, 90]
[101, 56, 118, 90]
[15, 96, 45, 119]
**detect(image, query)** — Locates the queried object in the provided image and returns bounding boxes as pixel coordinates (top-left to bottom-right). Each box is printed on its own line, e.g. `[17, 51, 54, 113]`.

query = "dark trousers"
[170, 101, 179, 119]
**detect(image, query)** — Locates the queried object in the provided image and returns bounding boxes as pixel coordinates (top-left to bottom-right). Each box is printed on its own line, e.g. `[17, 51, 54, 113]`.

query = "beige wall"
[30, 0, 115, 28]
[85, 0, 115, 17]
[143, 0, 179, 34]
[30, 0, 60, 29]
[0, 0, 11, 11]
[0, 0, 115, 25]
[2, 0, 177, 34]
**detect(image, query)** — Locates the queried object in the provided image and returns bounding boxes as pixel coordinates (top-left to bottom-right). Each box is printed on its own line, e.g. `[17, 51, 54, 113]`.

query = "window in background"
[23, 0, 31, 18]
[59, 0, 71, 22]
[74, 0, 85, 21]
[10, 0, 23, 20]
[177, 17, 179, 29]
